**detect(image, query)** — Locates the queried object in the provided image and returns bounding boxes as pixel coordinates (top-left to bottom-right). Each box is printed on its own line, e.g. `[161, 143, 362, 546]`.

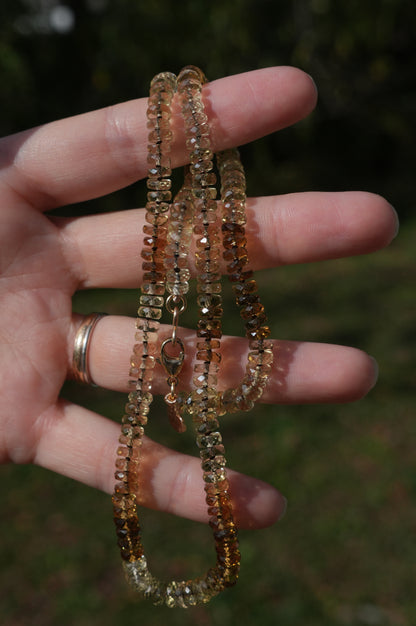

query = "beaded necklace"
[112, 66, 273, 608]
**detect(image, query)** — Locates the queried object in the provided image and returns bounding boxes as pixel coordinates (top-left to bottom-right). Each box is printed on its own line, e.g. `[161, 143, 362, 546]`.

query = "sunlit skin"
[0, 67, 398, 530]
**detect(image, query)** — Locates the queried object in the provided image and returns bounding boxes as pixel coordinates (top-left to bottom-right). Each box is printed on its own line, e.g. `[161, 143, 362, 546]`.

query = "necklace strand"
[112, 66, 273, 608]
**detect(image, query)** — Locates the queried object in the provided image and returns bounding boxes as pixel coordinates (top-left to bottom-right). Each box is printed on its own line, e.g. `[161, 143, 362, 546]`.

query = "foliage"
[0, 0, 414, 215]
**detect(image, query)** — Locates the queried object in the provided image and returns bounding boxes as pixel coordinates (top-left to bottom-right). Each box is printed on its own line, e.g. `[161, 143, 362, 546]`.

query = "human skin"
[0, 66, 398, 529]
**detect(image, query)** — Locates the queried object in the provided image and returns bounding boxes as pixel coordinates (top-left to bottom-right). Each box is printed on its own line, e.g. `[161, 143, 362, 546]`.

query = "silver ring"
[72, 313, 107, 386]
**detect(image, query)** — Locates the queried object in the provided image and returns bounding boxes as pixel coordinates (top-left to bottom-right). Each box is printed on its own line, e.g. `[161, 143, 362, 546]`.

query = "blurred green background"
[1, 1, 415, 625]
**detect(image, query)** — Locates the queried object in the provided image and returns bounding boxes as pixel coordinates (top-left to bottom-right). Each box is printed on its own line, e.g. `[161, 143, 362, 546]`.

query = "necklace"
[112, 66, 273, 608]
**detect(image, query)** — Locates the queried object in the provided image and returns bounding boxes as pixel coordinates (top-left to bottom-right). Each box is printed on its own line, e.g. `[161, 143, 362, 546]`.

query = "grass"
[1, 219, 414, 626]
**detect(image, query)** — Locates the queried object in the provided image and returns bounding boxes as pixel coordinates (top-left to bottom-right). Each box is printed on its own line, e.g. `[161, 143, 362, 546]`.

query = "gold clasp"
[160, 296, 187, 433]
[160, 337, 185, 378]
[160, 337, 186, 433]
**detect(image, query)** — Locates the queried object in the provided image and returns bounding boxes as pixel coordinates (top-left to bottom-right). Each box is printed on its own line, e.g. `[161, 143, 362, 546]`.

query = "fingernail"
[369, 357, 379, 390]
[306, 73, 318, 96]
[391, 205, 400, 238]
[278, 496, 288, 521]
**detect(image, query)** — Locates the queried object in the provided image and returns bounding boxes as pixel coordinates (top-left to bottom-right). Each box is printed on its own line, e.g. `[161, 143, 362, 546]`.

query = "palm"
[0, 67, 397, 527]
[0, 205, 72, 462]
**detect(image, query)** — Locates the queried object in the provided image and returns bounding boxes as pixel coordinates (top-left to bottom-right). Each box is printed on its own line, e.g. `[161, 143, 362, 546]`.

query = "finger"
[34, 401, 285, 529]
[69, 315, 378, 404]
[59, 191, 397, 289]
[1, 67, 317, 210]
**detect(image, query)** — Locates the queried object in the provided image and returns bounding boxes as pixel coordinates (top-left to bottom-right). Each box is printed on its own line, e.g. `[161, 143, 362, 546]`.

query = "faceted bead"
[147, 190, 172, 203]
[197, 417, 220, 435]
[196, 431, 223, 449]
[129, 361, 154, 378]
[235, 293, 260, 308]
[199, 444, 225, 464]
[220, 389, 238, 414]
[203, 471, 217, 484]
[134, 330, 158, 346]
[166, 267, 190, 283]
[190, 148, 213, 162]
[164, 249, 188, 265]
[194, 209, 218, 224]
[236, 394, 255, 412]
[226, 256, 249, 273]
[245, 313, 268, 330]
[250, 338, 274, 351]
[186, 135, 211, 150]
[249, 348, 274, 366]
[193, 171, 217, 187]
[147, 165, 171, 178]
[150, 71, 176, 90]
[128, 388, 153, 405]
[232, 279, 257, 295]
[148, 128, 172, 143]
[139, 294, 163, 314]
[228, 269, 254, 283]
[136, 303, 163, 320]
[247, 326, 271, 340]
[114, 482, 129, 495]
[196, 338, 221, 350]
[196, 349, 221, 364]
[223, 188, 245, 202]
[192, 186, 217, 201]
[214, 466, 227, 482]
[190, 158, 214, 173]
[166, 282, 189, 296]
[141, 259, 165, 272]
[193, 373, 218, 388]
[197, 281, 222, 294]
[140, 280, 165, 296]
[190, 386, 220, 408]
[223, 171, 245, 187]
[197, 294, 222, 308]
[223, 246, 248, 261]
[144, 213, 167, 231]
[142, 270, 165, 284]
[195, 258, 221, 274]
[222, 221, 245, 236]
[146, 178, 172, 191]
[193, 222, 219, 237]
[215, 477, 230, 493]
[164, 242, 188, 262]
[115, 457, 128, 471]
[240, 302, 265, 319]
[199, 271, 221, 284]
[179, 64, 206, 83]
[196, 237, 219, 254]
[197, 319, 222, 338]
[147, 151, 171, 168]
[187, 110, 208, 127]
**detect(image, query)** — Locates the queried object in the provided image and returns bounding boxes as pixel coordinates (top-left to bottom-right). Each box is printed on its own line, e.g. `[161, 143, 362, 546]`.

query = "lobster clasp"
[160, 337, 185, 378]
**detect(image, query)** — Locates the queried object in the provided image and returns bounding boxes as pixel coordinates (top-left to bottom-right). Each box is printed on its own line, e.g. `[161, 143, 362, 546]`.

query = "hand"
[0, 67, 397, 529]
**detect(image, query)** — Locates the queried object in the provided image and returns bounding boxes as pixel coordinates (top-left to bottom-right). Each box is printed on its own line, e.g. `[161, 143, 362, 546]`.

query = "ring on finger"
[71, 312, 108, 386]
